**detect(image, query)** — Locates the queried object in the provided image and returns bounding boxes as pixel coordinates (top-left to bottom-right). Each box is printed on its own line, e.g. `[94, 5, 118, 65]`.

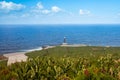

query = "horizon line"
[0, 23, 120, 25]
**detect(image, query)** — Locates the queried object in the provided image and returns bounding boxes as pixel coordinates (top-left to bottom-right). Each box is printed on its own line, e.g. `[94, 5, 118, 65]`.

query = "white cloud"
[79, 9, 90, 15]
[0, 1, 25, 13]
[51, 6, 61, 13]
[31, 2, 48, 14]
[31, 2, 62, 15]
[41, 10, 50, 14]
[36, 2, 43, 9]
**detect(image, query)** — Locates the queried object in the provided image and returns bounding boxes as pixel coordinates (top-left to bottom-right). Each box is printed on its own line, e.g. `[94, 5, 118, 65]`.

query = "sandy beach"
[3, 52, 28, 65]
[2, 46, 55, 65]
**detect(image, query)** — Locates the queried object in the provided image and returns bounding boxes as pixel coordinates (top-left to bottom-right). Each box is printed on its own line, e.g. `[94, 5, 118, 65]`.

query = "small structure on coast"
[61, 37, 87, 47]
[62, 37, 68, 45]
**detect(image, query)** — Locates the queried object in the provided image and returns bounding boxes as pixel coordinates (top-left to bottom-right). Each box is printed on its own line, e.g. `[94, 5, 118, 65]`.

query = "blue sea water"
[0, 24, 120, 54]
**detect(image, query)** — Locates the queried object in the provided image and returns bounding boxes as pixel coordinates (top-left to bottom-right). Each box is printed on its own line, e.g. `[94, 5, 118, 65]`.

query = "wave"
[23, 47, 43, 52]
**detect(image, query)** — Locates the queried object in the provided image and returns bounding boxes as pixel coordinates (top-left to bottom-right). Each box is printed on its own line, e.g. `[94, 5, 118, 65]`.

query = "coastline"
[1, 45, 57, 65]
[2, 47, 43, 55]
[1, 44, 111, 56]
[0, 44, 116, 65]
[2, 46, 43, 65]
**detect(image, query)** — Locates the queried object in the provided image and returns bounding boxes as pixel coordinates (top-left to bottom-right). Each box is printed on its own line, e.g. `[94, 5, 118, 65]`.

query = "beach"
[3, 52, 27, 65]
[2, 47, 42, 65]
[2, 45, 56, 65]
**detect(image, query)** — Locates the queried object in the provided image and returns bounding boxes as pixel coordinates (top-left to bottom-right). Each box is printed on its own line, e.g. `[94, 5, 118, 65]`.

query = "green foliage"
[0, 55, 120, 80]
[26, 46, 120, 58]
[0, 60, 7, 66]
[0, 46, 120, 80]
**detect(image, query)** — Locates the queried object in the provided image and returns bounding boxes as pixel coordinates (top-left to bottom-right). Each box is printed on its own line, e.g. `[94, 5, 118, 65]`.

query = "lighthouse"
[64, 37, 66, 43]
[62, 37, 67, 45]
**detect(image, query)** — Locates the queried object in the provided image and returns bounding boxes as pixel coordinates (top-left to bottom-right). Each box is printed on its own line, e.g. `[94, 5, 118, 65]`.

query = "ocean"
[0, 24, 120, 54]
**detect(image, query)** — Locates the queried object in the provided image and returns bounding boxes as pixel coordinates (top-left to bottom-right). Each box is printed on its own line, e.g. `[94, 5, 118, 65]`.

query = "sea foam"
[23, 47, 43, 52]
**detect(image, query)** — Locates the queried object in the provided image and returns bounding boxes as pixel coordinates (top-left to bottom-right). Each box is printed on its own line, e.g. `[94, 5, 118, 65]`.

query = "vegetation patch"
[0, 46, 120, 80]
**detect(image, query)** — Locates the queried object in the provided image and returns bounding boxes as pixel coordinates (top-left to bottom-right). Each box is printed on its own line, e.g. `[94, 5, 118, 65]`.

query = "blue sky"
[0, 0, 120, 24]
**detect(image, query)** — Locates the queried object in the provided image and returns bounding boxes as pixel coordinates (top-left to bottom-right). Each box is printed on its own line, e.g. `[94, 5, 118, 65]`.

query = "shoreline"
[0, 44, 119, 65]
[1, 47, 43, 55]
[0, 44, 113, 56]
[1, 45, 55, 65]
[2, 47, 43, 65]
[2, 45, 55, 56]
[2, 43, 120, 55]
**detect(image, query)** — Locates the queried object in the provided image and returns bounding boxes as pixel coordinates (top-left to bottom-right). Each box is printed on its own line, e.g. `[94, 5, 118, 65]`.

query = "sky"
[0, 0, 120, 24]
